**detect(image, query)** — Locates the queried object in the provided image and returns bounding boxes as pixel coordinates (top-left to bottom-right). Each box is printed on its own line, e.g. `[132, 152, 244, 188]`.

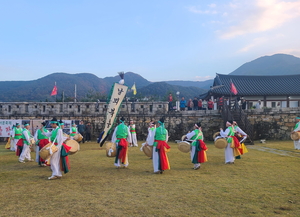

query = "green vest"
[226, 127, 235, 143]
[130, 125, 136, 134]
[294, 122, 300, 130]
[50, 128, 59, 142]
[37, 128, 49, 140]
[191, 129, 203, 146]
[21, 129, 31, 145]
[116, 123, 128, 139]
[70, 127, 77, 136]
[154, 126, 167, 141]
[14, 127, 22, 139]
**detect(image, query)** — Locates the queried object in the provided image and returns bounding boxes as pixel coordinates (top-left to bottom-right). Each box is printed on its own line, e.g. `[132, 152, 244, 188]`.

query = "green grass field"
[0, 140, 299, 217]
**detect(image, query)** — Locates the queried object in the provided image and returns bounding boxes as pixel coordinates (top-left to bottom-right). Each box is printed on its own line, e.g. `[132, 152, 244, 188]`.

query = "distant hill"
[0, 73, 110, 102]
[163, 80, 213, 90]
[0, 72, 205, 102]
[230, 54, 300, 75]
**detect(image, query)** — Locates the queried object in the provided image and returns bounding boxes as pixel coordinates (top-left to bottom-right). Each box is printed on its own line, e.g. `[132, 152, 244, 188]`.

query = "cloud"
[195, 75, 214, 81]
[237, 33, 285, 53]
[237, 37, 268, 53]
[220, 0, 300, 39]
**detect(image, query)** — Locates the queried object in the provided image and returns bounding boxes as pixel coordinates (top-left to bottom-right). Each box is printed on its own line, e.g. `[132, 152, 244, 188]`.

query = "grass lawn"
[0, 140, 299, 217]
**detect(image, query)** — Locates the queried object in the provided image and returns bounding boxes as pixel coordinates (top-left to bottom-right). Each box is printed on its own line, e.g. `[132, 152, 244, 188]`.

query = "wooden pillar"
[287, 96, 290, 108]
[264, 96, 267, 107]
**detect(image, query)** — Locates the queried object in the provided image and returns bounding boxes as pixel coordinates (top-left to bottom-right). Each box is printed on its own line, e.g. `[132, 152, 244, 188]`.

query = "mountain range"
[0, 53, 299, 102]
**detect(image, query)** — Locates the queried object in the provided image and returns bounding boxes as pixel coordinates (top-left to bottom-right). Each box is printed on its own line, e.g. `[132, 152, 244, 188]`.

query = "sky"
[0, 0, 300, 82]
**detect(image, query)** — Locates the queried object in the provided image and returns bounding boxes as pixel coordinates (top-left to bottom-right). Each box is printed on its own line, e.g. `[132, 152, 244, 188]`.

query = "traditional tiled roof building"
[202, 73, 300, 108]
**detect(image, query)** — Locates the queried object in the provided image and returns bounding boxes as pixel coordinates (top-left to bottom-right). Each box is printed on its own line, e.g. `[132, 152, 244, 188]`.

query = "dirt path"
[247, 146, 300, 158]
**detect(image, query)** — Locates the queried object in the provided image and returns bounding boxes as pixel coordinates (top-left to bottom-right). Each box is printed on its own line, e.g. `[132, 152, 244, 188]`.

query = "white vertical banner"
[99, 83, 128, 146]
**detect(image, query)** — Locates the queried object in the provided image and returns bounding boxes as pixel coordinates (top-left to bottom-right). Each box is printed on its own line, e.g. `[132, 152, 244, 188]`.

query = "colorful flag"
[230, 81, 238, 95]
[131, 83, 137, 95]
[50, 82, 57, 96]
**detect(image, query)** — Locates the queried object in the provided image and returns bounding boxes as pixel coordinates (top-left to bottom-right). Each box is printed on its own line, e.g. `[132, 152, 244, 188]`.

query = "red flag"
[50, 83, 57, 96]
[230, 82, 238, 95]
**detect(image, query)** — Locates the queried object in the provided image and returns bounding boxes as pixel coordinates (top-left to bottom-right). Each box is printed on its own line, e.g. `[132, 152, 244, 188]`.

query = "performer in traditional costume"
[145, 118, 170, 174]
[42, 118, 71, 180]
[111, 117, 132, 168]
[9, 125, 15, 151]
[70, 123, 78, 139]
[18, 123, 34, 163]
[233, 121, 248, 159]
[220, 120, 241, 164]
[141, 121, 156, 159]
[184, 122, 208, 170]
[129, 119, 138, 147]
[292, 116, 300, 150]
[14, 123, 22, 153]
[34, 122, 50, 166]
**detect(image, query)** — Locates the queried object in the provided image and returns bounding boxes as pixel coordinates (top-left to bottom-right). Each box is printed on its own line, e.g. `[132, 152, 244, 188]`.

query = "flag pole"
[230, 79, 232, 110]
[55, 82, 57, 102]
[74, 84, 77, 102]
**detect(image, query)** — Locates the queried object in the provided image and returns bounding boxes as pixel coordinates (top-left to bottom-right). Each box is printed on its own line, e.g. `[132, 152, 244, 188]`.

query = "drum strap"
[192, 131, 202, 144]
[44, 137, 57, 163]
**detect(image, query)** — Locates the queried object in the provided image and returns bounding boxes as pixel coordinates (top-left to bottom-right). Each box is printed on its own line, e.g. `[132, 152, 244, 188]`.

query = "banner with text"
[0, 120, 22, 137]
[99, 83, 128, 146]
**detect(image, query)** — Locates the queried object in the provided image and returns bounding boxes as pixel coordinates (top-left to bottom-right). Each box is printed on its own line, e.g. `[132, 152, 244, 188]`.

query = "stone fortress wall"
[0, 102, 298, 141]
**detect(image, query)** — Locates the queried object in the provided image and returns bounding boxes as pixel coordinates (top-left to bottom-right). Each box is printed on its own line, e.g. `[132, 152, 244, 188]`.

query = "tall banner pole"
[98, 72, 128, 147]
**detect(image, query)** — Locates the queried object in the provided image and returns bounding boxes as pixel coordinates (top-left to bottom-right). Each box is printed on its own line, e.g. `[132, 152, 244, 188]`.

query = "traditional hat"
[226, 120, 233, 126]
[50, 117, 58, 124]
[41, 122, 47, 126]
[195, 122, 201, 128]
[158, 117, 165, 124]
[120, 117, 125, 122]
[149, 121, 155, 126]
[16, 123, 20, 126]
[24, 122, 29, 126]
[59, 120, 64, 126]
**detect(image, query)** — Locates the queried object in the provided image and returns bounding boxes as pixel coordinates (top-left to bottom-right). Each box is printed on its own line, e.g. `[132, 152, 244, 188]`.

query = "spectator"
[85, 122, 92, 142]
[193, 97, 198, 110]
[168, 93, 173, 111]
[256, 100, 261, 109]
[202, 99, 207, 110]
[198, 99, 203, 110]
[225, 98, 229, 106]
[207, 99, 214, 110]
[214, 99, 217, 110]
[77, 121, 86, 143]
[218, 96, 224, 112]
[180, 97, 186, 111]
[187, 99, 193, 110]
[241, 99, 247, 110]
[276, 102, 281, 108]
